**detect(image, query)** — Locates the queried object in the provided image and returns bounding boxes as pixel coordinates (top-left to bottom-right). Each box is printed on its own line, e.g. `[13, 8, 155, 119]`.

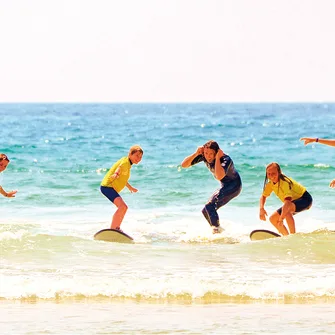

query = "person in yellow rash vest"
[0, 153, 17, 198]
[259, 162, 312, 236]
[100, 145, 143, 231]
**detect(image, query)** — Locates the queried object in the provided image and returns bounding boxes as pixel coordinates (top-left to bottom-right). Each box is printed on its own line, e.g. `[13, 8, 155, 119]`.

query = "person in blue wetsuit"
[181, 140, 242, 234]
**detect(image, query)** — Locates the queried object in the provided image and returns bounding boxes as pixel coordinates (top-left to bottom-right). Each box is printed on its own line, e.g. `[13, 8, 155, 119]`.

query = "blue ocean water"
[1, 104, 335, 334]
[1, 103, 335, 214]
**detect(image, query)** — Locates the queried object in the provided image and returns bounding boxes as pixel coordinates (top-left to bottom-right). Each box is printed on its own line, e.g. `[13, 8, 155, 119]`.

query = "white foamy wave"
[0, 229, 27, 241]
[1, 269, 334, 302]
[314, 163, 330, 168]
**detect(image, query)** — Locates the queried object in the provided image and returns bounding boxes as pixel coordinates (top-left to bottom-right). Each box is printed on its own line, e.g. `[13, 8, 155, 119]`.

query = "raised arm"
[214, 149, 225, 180]
[300, 137, 335, 147]
[181, 146, 204, 168]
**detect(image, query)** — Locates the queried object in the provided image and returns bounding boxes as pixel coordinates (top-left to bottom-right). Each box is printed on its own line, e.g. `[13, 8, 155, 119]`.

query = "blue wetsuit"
[191, 154, 242, 227]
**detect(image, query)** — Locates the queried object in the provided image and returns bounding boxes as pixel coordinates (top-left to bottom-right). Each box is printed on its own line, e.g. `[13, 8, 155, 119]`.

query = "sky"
[0, 0, 334, 102]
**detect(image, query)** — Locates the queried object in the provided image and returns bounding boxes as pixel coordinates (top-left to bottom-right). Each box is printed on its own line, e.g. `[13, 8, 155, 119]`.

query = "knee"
[119, 203, 128, 214]
[202, 203, 216, 219]
[269, 213, 279, 224]
[203, 203, 215, 213]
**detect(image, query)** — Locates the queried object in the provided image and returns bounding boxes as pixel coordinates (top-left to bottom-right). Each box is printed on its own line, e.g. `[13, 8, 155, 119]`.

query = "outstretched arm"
[0, 185, 17, 198]
[301, 138, 335, 188]
[300, 137, 335, 147]
[181, 146, 203, 168]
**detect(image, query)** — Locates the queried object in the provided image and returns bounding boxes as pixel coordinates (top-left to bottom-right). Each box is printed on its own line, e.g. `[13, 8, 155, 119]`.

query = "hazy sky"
[0, 0, 334, 102]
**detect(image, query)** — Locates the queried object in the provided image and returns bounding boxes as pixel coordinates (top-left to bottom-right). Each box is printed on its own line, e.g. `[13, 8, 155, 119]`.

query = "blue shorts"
[277, 191, 312, 215]
[100, 186, 121, 203]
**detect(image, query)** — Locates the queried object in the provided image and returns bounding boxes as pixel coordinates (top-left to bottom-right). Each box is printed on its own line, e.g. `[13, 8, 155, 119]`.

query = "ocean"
[1, 103, 335, 334]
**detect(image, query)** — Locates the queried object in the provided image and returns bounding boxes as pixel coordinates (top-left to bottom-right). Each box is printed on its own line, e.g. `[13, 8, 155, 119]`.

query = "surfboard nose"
[250, 229, 281, 241]
[94, 228, 134, 244]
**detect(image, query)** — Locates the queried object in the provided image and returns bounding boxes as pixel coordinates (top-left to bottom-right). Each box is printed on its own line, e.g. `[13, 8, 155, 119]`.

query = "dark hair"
[203, 140, 220, 154]
[263, 162, 292, 191]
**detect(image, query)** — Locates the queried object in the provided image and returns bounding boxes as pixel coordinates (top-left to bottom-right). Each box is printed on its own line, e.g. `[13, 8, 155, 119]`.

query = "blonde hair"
[129, 145, 143, 155]
[263, 162, 292, 191]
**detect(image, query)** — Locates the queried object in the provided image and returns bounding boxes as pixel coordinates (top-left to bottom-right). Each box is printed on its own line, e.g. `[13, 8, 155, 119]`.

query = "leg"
[202, 203, 219, 227]
[111, 197, 128, 229]
[100, 186, 128, 229]
[285, 191, 312, 234]
[276, 202, 296, 235]
[203, 184, 241, 233]
[202, 204, 223, 233]
[269, 211, 289, 236]
[202, 207, 212, 226]
[285, 213, 296, 234]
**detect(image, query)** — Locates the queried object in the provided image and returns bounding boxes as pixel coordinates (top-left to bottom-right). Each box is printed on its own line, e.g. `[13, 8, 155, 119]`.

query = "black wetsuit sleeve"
[220, 155, 232, 174]
[219, 155, 241, 183]
[191, 155, 204, 165]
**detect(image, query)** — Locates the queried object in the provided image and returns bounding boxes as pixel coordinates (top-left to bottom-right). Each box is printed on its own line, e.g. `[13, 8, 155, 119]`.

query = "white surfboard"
[94, 229, 134, 244]
[250, 229, 281, 241]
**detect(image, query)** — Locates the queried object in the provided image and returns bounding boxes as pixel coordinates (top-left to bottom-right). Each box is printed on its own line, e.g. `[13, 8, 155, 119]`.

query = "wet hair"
[129, 145, 143, 155]
[263, 162, 293, 191]
[0, 153, 9, 162]
[203, 140, 220, 154]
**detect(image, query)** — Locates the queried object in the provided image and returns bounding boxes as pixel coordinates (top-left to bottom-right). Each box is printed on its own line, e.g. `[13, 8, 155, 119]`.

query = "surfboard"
[94, 229, 134, 244]
[250, 229, 281, 241]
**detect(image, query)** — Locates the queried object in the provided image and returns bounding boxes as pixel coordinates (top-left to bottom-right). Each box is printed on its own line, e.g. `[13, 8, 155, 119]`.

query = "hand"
[128, 186, 138, 193]
[300, 137, 316, 146]
[6, 190, 17, 198]
[196, 146, 204, 155]
[330, 179, 335, 188]
[259, 208, 267, 221]
[216, 149, 224, 159]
